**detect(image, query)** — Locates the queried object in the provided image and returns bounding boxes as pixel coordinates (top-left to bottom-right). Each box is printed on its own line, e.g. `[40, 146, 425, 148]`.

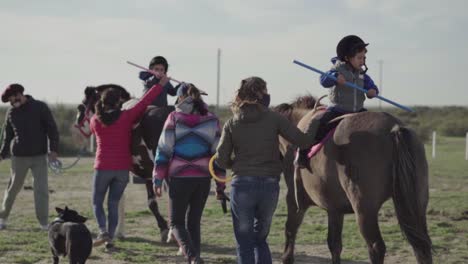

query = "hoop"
[208, 154, 232, 183]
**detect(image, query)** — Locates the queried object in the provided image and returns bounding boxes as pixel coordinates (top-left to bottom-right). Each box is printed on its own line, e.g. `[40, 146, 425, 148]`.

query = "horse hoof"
[176, 247, 183, 256]
[160, 228, 169, 242]
[282, 254, 294, 264]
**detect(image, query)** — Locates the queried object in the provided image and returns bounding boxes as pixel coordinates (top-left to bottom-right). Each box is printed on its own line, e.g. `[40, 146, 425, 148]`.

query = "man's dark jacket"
[0, 95, 59, 158]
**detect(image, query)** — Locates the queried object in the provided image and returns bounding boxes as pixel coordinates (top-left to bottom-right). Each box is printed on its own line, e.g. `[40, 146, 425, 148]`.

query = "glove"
[139, 71, 153, 81]
[216, 187, 230, 214]
[215, 186, 227, 200]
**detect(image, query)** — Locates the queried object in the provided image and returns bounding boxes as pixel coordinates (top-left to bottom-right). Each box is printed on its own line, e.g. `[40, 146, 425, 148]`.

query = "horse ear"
[84, 86, 96, 97]
[55, 207, 64, 213]
[65, 206, 69, 211]
[121, 89, 130, 101]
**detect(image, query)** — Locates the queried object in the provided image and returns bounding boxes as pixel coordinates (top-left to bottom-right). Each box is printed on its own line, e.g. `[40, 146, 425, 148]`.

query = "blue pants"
[92, 170, 129, 239]
[230, 176, 280, 264]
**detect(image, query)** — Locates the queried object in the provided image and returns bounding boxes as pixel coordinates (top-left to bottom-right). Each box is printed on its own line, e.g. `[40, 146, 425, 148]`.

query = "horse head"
[74, 85, 131, 138]
[273, 94, 325, 155]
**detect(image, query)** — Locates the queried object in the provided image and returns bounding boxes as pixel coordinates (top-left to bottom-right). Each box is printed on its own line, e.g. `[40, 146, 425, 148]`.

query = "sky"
[0, 0, 467, 108]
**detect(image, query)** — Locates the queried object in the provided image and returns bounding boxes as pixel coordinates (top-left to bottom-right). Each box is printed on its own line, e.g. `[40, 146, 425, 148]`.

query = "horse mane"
[273, 94, 328, 123]
[291, 95, 317, 110]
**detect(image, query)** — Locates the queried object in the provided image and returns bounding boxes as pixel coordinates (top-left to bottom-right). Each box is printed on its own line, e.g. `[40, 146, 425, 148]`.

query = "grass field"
[0, 137, 467, 264]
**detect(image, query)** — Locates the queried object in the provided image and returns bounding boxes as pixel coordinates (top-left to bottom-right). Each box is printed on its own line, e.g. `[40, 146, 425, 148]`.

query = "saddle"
[306, 111, 355, 158]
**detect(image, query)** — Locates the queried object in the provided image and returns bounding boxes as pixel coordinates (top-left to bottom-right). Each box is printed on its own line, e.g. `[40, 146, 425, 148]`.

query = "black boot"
[294, 148, 310, 169]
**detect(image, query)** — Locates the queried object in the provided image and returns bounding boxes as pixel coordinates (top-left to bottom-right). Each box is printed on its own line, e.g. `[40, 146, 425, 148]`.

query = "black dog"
[48, 207, 92, 264]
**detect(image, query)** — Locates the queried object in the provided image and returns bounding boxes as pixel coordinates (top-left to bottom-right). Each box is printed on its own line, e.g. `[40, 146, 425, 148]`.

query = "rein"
[49, 146, 87, 175]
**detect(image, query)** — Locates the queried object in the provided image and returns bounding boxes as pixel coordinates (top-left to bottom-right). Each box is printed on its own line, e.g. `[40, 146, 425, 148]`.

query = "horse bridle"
[74, 103, 93, 138]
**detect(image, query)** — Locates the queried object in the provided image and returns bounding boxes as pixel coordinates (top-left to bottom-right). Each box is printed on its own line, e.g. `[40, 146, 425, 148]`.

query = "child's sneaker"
[104, 240, 116, 252]
[93, 232, 110, 247]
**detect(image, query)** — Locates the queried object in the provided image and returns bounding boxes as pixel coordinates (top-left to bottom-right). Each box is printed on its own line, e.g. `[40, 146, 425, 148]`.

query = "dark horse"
[275, 96, 432, 264]
[74, 85, 174, 240]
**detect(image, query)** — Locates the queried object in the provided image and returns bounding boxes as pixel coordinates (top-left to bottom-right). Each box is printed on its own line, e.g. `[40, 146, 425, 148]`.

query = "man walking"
[0, 84, 59, 230]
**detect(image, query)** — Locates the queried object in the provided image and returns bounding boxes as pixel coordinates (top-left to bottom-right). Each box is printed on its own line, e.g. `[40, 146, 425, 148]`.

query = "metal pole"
[378, 60, 383, 110]
[432, 131, 436, 159]
[216, 48, 221, 111]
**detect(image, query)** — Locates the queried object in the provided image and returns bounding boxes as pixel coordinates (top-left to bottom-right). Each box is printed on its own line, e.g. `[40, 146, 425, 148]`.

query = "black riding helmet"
[336, 35, 369, 61]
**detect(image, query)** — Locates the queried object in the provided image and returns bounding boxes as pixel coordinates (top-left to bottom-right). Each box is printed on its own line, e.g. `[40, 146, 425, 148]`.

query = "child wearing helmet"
[139, 56, 178, 107]
[296, 35, 379, 168]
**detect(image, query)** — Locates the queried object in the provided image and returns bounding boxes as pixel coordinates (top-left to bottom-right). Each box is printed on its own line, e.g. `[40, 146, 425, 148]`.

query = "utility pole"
[216, 48, 221, 111]
[378, 60, 383, 110]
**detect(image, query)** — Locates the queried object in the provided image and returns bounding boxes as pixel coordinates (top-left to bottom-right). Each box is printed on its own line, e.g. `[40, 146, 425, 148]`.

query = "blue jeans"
[92, 170, 129, 239]
[230, 176, 280, 264]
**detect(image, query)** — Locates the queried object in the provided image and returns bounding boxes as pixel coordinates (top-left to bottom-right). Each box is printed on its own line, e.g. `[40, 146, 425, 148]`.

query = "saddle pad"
[307, 128, 336, 158]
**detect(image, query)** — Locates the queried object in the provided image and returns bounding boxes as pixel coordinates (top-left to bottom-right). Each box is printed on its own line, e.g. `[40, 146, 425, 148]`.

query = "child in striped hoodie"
[153, 83, 225, 264]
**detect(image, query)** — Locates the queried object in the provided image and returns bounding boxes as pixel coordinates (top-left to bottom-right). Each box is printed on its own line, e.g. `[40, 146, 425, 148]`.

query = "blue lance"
[293, 60, 414, 112]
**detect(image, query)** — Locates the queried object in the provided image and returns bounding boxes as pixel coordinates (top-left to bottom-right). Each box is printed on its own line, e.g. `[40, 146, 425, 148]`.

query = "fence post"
[432, 131, 436, 159]
[90, 134, 95, 153]
[465, 132, 468, 161]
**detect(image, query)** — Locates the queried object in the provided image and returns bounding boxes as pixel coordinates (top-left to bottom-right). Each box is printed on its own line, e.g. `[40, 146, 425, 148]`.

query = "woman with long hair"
[90, 75, 168, 249]
[216, 77, 316, 264]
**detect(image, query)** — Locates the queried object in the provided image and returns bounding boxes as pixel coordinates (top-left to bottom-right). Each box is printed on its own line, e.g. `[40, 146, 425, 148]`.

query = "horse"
[275, 95, 433, 264]
[74, 85, 173, 241]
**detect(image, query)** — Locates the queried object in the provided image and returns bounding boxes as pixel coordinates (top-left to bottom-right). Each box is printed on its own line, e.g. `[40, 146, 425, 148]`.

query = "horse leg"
[355, 210, 386, 264]
[115, 192, 126, 238]
[282, 149, 312, 264]
[327, 211, 344, 264]
[145, 181, 169, 241]
[282, 170, 310, 264]
[282, 205, 308, 264]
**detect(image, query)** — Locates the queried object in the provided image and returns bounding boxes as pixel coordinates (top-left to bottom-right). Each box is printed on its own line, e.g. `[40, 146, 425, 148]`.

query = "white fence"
[430, 131, 468, 161]
[466, 132, 468, 161]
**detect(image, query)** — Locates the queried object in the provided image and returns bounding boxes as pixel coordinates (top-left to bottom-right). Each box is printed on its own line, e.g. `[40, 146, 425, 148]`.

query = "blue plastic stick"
[293, 60, 414, 112]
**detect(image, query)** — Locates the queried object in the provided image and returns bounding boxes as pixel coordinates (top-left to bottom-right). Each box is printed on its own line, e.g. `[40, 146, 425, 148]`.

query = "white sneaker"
[0, 219, 6, 230]
[93, 232, 110, 247]
[40, 224, 49, 231]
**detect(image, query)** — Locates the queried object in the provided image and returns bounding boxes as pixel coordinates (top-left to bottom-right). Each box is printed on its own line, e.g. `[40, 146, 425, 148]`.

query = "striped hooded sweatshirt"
[153, 97, 225, 189]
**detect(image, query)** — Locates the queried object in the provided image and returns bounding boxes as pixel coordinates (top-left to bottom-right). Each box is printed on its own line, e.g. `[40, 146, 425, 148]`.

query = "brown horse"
[276, 96, 432, 264]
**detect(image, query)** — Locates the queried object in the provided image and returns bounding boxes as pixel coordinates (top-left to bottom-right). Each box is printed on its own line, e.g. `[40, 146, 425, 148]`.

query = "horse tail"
[391, 125, 433, 263]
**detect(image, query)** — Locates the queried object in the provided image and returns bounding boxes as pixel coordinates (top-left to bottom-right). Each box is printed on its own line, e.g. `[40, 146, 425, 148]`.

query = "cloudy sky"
[0, 0, 467, 108]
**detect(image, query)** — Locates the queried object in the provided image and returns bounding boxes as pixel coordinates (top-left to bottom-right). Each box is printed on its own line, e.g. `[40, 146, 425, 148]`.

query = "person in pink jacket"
[90, 75, 168, 249]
